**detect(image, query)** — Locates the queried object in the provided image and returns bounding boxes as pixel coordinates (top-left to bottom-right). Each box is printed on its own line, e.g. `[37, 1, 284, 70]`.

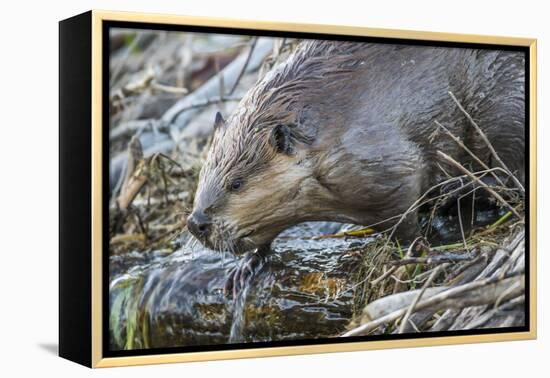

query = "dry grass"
[342, 92, 525, 335]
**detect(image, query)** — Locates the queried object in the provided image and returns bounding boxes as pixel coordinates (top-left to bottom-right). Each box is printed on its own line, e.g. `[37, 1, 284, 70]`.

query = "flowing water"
[109, 207, 504, 350]
[109, 222, 372, 350]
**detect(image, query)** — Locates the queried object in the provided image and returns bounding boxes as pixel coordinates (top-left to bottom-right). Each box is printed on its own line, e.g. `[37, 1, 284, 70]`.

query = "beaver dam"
[108, 30, 526, 350]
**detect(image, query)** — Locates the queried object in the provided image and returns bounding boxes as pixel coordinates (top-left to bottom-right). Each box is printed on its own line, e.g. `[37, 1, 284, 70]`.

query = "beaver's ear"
[269, 124, 293, 154]
[213, 112, 226, 130]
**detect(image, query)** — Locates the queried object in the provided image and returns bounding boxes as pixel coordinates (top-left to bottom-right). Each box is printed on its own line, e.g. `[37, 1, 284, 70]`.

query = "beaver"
[186, 40, 525, 293]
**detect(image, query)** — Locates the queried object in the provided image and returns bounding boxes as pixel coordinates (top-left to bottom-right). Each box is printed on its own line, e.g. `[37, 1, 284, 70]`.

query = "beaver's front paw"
[223, 247, 269, 297]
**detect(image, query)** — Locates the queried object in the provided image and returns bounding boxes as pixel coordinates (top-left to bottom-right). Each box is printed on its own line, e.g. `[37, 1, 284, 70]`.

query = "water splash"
[109, 209, 504, 350]
[109, 222, 368, 349]
[228, 280, 251, 343]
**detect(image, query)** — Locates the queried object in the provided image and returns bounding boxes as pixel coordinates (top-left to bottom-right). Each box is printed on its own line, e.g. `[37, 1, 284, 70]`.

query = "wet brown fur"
[191, 40, 525, 254]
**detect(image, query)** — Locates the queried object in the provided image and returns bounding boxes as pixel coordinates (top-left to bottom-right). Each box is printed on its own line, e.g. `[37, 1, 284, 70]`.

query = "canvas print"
[107, 26, 527, 353]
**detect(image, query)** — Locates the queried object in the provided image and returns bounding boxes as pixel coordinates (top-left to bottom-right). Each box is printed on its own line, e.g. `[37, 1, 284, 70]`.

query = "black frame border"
[101, 20, 531, 359]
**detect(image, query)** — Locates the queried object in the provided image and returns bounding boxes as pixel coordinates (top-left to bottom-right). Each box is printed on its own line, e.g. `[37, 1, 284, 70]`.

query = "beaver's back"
[283, 40, 525, 191]
[189, 39, 526, 252]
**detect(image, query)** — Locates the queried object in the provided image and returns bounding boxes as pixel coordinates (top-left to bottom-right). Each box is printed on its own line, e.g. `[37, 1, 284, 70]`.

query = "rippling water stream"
[109, 207, 502, 350]
[109, 222, 374, 350]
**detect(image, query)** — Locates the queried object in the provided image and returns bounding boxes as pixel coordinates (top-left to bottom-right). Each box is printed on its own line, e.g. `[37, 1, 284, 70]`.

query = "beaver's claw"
[223, 248, 267, 297]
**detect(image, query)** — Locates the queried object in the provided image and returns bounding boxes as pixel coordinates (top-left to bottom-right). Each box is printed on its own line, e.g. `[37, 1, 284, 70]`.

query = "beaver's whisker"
[225, 234, 235, 256]
[238, 229, 255, 239]
[183, 237, 189, 250]
[185, 234, 196, 251]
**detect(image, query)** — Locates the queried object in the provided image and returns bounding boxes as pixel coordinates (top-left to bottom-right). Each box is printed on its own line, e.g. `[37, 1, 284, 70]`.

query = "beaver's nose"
[187, 210, 212, 239]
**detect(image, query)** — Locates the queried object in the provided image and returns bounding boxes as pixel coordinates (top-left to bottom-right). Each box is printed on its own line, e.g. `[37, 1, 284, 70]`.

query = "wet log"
[109, 223, 367, 350]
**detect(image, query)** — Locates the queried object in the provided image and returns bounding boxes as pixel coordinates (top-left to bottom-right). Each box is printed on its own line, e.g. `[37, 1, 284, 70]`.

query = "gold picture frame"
[59, 9, 537, 368]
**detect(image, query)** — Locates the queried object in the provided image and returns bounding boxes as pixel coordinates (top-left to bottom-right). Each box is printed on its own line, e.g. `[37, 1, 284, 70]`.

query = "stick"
[435, 120, 506, 188]
[166, 95, 242, 116]
[109, 39, 274, 190]
[447, 91, 524, 193]
[437, 151, 522, 220]
[228, 37, 257, 96]
[457, 193, 468, 250]
[312, 227, 375, 240]
[390, 252, 476, 267]
[342, 273, 523, 337]
[150, 80, 188, 95]
[163, 38, 273, 126]
[371, 266, 398, 286]
[110, 32, 154, 89]
[333, 167, 511, 301]
[399, 265, 442, 333]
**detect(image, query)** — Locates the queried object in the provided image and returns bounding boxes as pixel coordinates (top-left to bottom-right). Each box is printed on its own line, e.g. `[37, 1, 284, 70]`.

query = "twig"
[110, 32, 152, 89]
[161, 38, 273, 126]
[435, 120, 506, 188]
[110, 67, 155, 105]
[312, 227, 375, 240]
[488, 210, 513, 230]
[447, 91, 524, 193]
[215, 57, 225, 102]
[228, 37, 258, 96]
[390, 252, 476, 267]
[473, 208, 521, 239]
[371, 266, 397, 286]
[457, 193, 468, 250]
[110, 119, 171, 141]
[150, 80, 189, 95]
[465, 295, 524, 330]
[437, 151, 522, 220]
[446, 253, 488, 283]
[431, 242, 465, 252]
[110, 233, 146, 244]
[333, 167, 512, 301]
[391, 237, 425, 293]
[168, 95, 242, 117]
[494, 280, 522, 309]
[117, 136, 146, 209]
[342, 273, 523, 337]
[399, 265, 442, 333]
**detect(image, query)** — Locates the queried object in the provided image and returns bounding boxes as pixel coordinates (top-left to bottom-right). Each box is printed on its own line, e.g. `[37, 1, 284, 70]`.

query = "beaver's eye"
[229, 179, 243, 191]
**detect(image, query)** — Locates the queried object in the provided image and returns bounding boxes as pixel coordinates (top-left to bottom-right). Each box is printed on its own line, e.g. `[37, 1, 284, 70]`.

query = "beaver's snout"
[187, 210, 212, 241]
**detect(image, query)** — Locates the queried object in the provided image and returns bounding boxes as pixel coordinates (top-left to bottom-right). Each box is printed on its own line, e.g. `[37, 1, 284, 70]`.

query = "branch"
[399, 265, 442, 333]
[390, 251, 477, 267]
[434, 120, 506, 188]
[447, 91, 524, 193]
[437, 151, 522, 220]
[342, 273, 524, 337]
[228, 37, 258, 96]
